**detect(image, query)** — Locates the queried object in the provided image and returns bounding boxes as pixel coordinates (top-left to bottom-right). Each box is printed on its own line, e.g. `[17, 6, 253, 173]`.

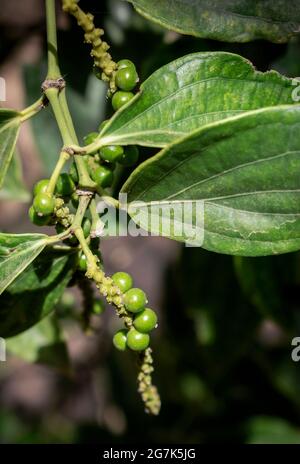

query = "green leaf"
[0, 109, 21, 188]
[0, 151, 30, 202]
[246, 417, 300, 444]
[6, 314, 69, 369]
[125, 0, 300, 43]
[122, 105, 300, 256]
[0, 233, 48, 295]
[0, 248, 76, 338]
[100, 52, 296, 148]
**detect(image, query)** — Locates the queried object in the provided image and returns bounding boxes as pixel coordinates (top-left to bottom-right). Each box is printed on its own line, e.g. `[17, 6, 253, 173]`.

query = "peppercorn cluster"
[62, 0, 118, 93]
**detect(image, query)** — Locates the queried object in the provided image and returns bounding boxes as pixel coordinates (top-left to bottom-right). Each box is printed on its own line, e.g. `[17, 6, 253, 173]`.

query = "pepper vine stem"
[46, 150, 70, 196]
[72, 196, 97, 269]
[20, 96, 47, 122]
[89, 198, 103, 237]
[45, 0, 61, 79]
[44, 0, 96, 190]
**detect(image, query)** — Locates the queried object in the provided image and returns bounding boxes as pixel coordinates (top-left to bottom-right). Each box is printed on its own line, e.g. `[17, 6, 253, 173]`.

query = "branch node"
[41, 77, 66, 92]
[76, 188, 95, 197]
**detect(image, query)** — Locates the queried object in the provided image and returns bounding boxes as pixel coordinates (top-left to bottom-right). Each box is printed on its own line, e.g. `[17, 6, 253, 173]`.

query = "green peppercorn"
[33, 179, 50, 196]
[115, 67, 138, 91]
[99, 145, 124, 163]
[91, 165, 114, 188]
[28, 206, 50, 226]
[33, 193, 55, 216]
[113, 329, 128, 351]
[55, 173, 75, 196]
[98, 119, 109, 132]
[126, 328, 150, 351]
[112, 272, 133, 293]
[82, 217, 91, 238]
[83, 132, 98, 146]
[124, 288, 147, 313]
[112, 91, 134, 111]
[133, 308, 158, 333]
[78, 253, 87, 272]
[117, 59, 136, 71]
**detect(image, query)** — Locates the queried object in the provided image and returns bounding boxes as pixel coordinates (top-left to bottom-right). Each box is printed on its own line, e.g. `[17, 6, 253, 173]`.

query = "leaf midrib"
[165, 149, 299, 200]
[133, 204, 300, 244]
[105, 75, 291, 136]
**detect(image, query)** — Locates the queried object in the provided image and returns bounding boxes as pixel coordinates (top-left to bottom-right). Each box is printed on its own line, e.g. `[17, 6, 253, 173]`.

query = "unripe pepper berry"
[78, 253, 87, 272]
[91, 165, 114, 188]
[28, 206, 50, 226]
[115, 67, 138, 91]
[112, 91, 134, 111]
[126, 328, 150, 351]
[33, 193, 55, 216]
[112, 271, 133, 293]
[124, 288, 147, 313]
[113, 329, 128, 351]
[117, 59, 136, 71]
[98, 119, 109, 132]
[133, 308, 158, 333]
[83, 132, 98, 146]
[33, 179, 50, 196]
[99, 145, 124, 163]
[55, 173, 75, 196]
[82, 217, 92, 238]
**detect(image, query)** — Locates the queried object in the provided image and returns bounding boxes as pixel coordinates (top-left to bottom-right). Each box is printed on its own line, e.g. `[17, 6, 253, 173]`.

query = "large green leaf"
[0, 151, 30, 202]
[99, 52, 295, 148]
[0, 109, 21, 187]
[6, 314, 70, 369]
[122, 105, 300, 256]
[0, 248, 76, 338]
[125, 0, 300, 43]
[0, 233, 48, 295]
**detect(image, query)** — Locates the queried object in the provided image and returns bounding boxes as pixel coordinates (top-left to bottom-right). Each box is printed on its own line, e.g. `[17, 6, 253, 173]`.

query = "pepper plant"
[1, 0, 300, 416]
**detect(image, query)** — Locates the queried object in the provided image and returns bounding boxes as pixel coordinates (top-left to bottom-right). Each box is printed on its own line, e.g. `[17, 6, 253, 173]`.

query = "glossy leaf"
[0, 248, 76, 337]
[125, 0, 300, 43]
[0, 109, 21, 187]
[6, 314, 69, 369]
[99, 52, 296, 148]
[122, 105, 300, 256]
[0, 151, 30, 202]
[0, 233, 48, 295]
